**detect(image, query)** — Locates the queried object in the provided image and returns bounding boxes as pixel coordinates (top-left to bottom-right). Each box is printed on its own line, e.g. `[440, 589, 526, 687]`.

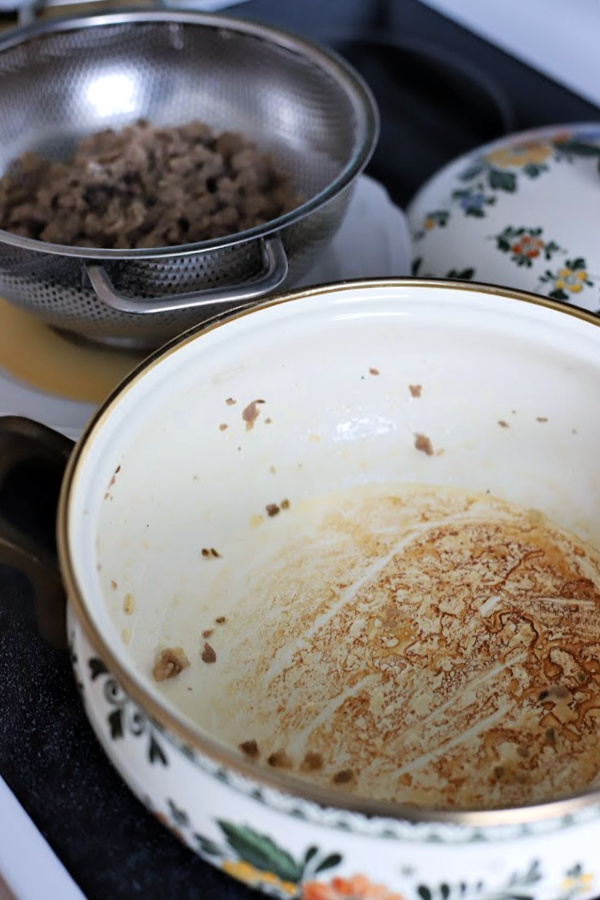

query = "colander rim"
[0, 9, 379, 260]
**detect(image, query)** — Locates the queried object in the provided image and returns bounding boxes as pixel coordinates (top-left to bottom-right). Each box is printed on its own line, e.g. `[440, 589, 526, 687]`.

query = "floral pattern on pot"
[302, 874, 405, 899]
[412, 130, 600, 241]
[491, 226, 563, 267]
[88, 655, 169, 766]
[463, 133, 600, 197]
[159, 801, 351, 898]
[411, 257, 476, 281]
[539, 258, 596, 302]
[415, 862, 594, 900]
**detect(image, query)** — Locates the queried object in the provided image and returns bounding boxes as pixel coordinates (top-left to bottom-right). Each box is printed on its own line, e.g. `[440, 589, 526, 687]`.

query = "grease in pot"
[105, 481, 600, 812]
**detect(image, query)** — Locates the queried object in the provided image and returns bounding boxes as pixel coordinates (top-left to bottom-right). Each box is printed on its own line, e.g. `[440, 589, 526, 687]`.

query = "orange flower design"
[485, 141, 552, 169]
[511, 235, 544, 259]
[302, 873, 406, 900]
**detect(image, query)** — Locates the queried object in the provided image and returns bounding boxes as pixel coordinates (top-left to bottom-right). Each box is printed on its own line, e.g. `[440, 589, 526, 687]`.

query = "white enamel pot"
[6, 278, 600, 900]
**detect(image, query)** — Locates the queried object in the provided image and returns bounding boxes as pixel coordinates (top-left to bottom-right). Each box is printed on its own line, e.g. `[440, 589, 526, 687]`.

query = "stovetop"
[1, 2, 599, 899]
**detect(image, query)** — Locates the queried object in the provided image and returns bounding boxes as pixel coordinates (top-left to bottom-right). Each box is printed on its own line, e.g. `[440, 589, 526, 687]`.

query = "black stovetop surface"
[1, 2, 599, 898]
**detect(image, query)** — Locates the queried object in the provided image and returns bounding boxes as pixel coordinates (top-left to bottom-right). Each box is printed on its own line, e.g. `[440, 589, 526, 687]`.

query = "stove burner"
[329, 36, 515, 207]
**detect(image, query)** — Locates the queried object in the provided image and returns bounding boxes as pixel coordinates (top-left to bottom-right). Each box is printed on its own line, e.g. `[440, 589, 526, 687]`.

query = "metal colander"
[0, 11, 378, 347]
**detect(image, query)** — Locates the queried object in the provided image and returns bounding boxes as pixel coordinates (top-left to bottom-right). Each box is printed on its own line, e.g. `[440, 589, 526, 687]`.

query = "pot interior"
[64, 279, 600, 814]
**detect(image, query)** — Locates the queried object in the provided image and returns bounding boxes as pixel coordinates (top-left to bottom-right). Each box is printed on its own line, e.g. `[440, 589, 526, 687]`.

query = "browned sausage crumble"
[0, 119, 300, 249]
[239, 739, 260, 758]
[332, 768, 354, 784]
[267, 749, 292, 768]
[201, 641, 217, 664]
[242, 399, 265, 431]
[300, 751, 324, 772]
[152, 647, 190, 681]
[414, 433, 434, 456]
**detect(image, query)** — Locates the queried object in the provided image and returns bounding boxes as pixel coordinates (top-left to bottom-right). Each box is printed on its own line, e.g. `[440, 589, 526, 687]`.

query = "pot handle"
[0, 416, 73, 650]
[85, 233, 289, 315]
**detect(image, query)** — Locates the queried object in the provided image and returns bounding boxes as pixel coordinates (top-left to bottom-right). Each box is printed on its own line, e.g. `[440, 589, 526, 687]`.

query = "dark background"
[1, 1, 598, 898]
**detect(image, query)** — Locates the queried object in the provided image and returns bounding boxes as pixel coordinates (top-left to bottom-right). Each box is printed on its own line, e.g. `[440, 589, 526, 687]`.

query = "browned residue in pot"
[409, 384, 422, 398]
[211, 484, 600, 810]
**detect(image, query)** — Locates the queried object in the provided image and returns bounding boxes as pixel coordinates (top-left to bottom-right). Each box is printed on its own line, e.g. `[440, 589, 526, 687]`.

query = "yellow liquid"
[0, 297, 144, 403]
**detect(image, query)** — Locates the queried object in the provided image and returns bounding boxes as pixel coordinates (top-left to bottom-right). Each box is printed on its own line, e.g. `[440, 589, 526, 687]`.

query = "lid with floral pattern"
[407, 123, 600, 313]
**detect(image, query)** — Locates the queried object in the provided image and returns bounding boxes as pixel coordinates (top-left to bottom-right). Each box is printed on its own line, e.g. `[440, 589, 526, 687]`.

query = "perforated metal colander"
[0, 10, 378, 347]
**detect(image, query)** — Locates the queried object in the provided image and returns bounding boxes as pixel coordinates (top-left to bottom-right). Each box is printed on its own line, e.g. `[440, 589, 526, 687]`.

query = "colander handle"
[85, 233, 289, 315]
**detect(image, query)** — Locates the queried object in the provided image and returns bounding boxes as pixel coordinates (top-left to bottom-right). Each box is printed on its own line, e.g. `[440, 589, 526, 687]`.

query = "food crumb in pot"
[123, 592, 135, 615]
[110, 579, 117, 590]
[201, 547, 222, 558]
[242, 399, 265, 430]
[239, 739, 260, 758]
[300, 751, 323, 772]
[152, 646, 190, 681]
[264, 417, 273, 424]
[266, 503, 280, 517]
[0, 120, 300, 249]
[269, 466, 277, 474]
[414, 433, 434, 455]
[281, 498, 290, 510]
[226, 398, 236, 406]
[369, 367, 380, 376]
[409, 384, 422, 398]
[498, 420, 509, 428]
[332, 768, 354, 784]
[219, 423, 228, 431]
[267, 749, 292, 768]
[537, 417, 548, 423]
[201, 641, 217, 664]
[215, 615, 227, 624]
[202, 629, 214, 639]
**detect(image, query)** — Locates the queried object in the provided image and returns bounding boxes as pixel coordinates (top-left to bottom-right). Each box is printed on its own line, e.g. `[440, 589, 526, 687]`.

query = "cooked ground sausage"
[0, 119, 300, 249]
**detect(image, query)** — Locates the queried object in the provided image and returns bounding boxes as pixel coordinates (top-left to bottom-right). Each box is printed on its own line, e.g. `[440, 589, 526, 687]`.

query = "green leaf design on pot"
[539, 257, 595, 302]
[446, 268, 475, 280]
[88, 655, 169, 766]
[492, 226, 563, 267]
[218, 821, 305, 884]
[487, 168, 517, 192]
[185, 816, 347, 896]
[552, 138, 600, 159]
